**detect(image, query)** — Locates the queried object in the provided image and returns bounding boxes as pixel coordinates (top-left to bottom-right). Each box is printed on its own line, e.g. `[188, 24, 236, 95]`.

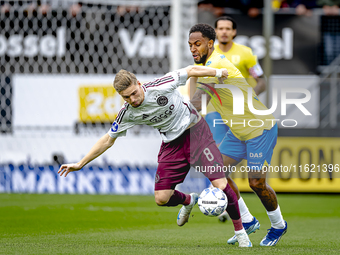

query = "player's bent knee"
[249, 178, 266, 191]
[155, 197, 169, 206]
[154, 192, 171, 206]
[211, 178, 227, 190]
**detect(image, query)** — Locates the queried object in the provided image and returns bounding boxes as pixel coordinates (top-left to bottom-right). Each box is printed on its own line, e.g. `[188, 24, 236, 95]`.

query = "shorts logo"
[249, 152, 263, 158]
[155, 173, 160, 183]
[111, 122, 119, 132]
[157, 96, 168, 106]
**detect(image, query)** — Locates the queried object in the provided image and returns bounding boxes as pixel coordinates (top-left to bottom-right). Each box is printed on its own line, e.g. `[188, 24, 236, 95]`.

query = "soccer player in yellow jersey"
[213, 16, 266, 223]
[215, 16, 265, 95]
[188, 23, 287, 247]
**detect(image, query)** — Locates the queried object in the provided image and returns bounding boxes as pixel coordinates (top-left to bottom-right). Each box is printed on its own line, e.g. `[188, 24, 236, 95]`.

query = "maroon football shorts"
[154, 118, 225, 191]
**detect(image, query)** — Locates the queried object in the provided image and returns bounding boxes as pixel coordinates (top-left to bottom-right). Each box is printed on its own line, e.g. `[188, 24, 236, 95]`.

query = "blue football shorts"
[205, 111, 230, 145]
[219, 124, 278, 170]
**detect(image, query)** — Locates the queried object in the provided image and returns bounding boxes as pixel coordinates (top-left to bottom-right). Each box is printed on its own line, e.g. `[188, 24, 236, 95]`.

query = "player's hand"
[221, 68, 228, 78]
[58, 163, 82, 177]
[219, 68, 228, 83]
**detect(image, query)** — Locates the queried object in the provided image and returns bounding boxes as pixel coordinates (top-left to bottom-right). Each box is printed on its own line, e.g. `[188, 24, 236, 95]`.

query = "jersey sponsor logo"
[206, 61, 212, 66]
[142, 114, 149, 119]
[157, 96, 168, 106]
[249, 152, 263, 158]
[150, 104, 174, 123]
[111, 122, 119, 132]
[220, 55, 226, 59]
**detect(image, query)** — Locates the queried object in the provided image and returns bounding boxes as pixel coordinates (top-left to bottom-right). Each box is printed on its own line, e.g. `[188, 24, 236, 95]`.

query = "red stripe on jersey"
[146, 79, 175, 88]
[144, 76, 174, 88]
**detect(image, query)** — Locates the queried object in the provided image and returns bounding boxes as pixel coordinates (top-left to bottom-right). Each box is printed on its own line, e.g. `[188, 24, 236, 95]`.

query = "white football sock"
[238, 197, 254, 223]
[235, 228, 246, 235]
[267, 205, 285, 229]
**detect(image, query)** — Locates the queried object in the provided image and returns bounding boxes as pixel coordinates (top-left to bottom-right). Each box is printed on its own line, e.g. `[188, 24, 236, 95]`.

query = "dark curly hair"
[189, 23, 216, 42]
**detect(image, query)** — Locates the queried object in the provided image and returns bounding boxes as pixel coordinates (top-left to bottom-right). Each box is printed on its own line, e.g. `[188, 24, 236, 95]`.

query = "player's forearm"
[190, 88, 212, 112]
[189, 77, 198, 99]
[185, 65, 224, 78]
[78, 133, 116, 168]
[253, 76, 266, 95]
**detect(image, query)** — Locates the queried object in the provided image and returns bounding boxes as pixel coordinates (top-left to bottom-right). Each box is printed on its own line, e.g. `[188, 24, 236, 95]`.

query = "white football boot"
[176, 193, 198, 226]
[236, 230, 252, 247]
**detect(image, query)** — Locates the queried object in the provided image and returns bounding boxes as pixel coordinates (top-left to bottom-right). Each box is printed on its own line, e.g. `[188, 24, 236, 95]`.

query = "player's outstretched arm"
[188, 77, 198, 100]
[184, 65, 228, 79]
[58, 133, 116, 177]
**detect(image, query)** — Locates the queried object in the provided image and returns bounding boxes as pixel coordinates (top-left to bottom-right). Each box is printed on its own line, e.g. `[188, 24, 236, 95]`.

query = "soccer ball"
[198, 187, 228, 217]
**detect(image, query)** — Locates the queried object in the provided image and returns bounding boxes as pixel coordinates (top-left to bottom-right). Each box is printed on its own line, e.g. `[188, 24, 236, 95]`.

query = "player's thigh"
[205, 111, 229, 145]
[210, 177, 228, 190]
[155, 162, 190, 191]
[219, 130, 247, 163]
[194, 142, 226, 182]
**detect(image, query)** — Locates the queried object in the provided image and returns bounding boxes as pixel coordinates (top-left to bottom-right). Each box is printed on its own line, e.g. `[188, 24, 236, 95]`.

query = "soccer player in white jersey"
[58, 65, 253, 247]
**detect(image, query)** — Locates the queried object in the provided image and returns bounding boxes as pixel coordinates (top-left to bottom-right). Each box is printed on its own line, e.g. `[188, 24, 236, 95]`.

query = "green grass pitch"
[1, 193, 339, 254]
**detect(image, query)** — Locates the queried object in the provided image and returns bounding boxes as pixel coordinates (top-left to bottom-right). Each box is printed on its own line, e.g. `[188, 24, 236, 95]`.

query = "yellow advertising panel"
[231, 137, 340, 193]
[79, 86, 123, 122]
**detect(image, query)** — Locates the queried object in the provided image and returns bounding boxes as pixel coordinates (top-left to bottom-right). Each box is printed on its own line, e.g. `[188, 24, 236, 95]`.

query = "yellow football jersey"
[215, 43, 259, 88]
[195, 50, 275, 141]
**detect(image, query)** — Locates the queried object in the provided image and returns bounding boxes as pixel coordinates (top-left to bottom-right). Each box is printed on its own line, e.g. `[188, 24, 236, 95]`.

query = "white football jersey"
[108, 69, 200, 143]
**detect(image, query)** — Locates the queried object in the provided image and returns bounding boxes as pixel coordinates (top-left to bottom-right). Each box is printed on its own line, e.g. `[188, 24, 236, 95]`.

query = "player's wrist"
[215, 69, 222, 78]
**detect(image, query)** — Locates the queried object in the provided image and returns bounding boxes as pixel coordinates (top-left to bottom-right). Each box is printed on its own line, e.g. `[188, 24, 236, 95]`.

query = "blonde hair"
[113, 69, 137, 92]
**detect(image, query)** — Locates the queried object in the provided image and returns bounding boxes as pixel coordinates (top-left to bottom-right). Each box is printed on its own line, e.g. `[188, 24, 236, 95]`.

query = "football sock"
[238, 197, 254, 223]
[222, 185, 241, 220]
[161, 190, 189, 206]
[232, 219, 244, 231]
[183, 193, 191, 205]
[235, 228, 247, 236]
[267, 205, 286, 229]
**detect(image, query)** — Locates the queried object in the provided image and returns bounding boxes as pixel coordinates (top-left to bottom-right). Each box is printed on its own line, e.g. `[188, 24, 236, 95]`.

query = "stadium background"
[1, 0, 340, 195]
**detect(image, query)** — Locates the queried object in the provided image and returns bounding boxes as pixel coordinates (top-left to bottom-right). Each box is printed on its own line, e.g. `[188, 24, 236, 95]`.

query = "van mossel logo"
[111, 122, 119, 132]
[199, 84, 312, 128]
